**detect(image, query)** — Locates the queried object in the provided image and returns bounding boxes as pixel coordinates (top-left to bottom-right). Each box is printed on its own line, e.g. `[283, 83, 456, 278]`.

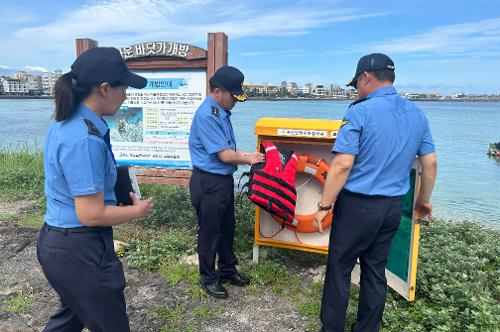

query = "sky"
[1, 0, 499, 94]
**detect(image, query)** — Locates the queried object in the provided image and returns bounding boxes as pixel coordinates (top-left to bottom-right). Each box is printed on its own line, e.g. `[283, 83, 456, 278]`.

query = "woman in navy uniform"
[37, 47, 154, 332]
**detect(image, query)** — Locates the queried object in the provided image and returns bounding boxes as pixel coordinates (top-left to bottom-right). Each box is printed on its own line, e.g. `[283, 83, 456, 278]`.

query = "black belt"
[192, 166, 233, 178]
[43, 223, 112, 234]
[341, 189, 402, 200]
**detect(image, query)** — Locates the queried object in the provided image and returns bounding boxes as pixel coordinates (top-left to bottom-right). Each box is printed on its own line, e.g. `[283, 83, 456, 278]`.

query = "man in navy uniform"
[189, 66, 264, 299]
[313, 53, 437, 331]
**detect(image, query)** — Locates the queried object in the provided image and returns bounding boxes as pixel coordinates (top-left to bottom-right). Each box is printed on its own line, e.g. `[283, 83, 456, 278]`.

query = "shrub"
[125, 228, 196, 271]
[0, 144, 44, 201]
[138, 184, 197, 229]
[234, 194, 256, 254]
[382, 220, 500, 331]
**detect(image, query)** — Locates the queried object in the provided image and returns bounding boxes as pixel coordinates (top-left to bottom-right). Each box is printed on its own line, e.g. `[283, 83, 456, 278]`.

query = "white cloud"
[22, 66, 49, 72]
[0, 65, 11, 69]
[239, 49, 305, 57]
[9, 1, 389, 47]
[0, 4, 39, 25]
[239, 52, 267, 57]
[370, 18, 500, 56]
[0, 0, 389, 70]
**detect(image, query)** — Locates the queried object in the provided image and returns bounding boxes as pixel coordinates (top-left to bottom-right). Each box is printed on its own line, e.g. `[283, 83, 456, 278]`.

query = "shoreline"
[0, 95, 53, 100]
[248, 97, 500, 102]
[1, 95, 500, 102]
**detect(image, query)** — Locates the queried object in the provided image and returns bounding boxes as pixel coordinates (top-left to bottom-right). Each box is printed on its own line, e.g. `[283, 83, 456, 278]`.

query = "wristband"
[317, 202, 332, 211]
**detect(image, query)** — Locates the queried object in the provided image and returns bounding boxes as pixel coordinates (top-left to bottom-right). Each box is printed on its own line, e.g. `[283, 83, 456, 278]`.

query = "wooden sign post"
[75, 33, 228, 185]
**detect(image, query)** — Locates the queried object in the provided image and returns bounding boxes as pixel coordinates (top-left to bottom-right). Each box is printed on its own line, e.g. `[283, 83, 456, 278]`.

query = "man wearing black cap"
[188, 66, 264, 299]
[313, 53, 437, 331]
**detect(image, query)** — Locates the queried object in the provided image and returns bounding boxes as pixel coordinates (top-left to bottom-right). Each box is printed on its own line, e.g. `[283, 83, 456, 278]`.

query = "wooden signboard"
[75, 33, 228, 185]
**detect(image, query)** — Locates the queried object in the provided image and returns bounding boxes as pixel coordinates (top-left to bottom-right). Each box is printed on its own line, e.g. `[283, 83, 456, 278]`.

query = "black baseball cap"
[71, 47, 147, 89]
[210, 65, 247, 102]
[346, 53, 395, 87]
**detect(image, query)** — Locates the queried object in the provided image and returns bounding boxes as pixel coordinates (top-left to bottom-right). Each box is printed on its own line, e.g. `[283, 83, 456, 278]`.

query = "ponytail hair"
[54, 72, 92, 121]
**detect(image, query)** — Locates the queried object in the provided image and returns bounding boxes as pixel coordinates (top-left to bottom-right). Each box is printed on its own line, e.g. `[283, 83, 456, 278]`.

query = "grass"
[123, 227, 196, 272]
[155, 304, 184, 324]
[3, 284, 36, 315]
[0, 213, 17, 223]
[0, 142, 44, 202]
[159, 323, 195, 332]
[298, 282, 323, 317]
[1, 147, 499, 331]
[18, 211, 44, 228]
[120, 188, 500, 331]
[155, 303, 203, 331]
[0, 211, 44, 228]
[240, 259, 303, 298]
[298, 298, 322, 317]
[159, 261, 199, 287]
[159, 325, 195, 332]
[155, 304, 196, 332]
[185, 284, 208, 300]
[193, 306, 216, 321]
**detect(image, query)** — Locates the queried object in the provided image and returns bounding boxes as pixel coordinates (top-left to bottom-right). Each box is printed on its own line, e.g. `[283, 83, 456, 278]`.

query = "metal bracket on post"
[252, 244, 260, 264]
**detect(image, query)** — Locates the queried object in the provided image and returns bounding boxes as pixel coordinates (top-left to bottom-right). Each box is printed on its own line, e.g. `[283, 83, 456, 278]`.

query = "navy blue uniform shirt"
[44, 104, 117, 228]
[189, 96, 237, 175]
[333, 86, 435, 196]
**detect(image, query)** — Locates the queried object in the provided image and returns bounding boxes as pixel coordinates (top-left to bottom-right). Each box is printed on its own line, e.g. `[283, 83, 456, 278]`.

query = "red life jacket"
[240, 142, 299, 222]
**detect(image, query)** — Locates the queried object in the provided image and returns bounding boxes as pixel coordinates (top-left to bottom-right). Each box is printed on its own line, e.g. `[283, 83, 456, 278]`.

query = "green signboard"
[350, 164, 421, 301]
[386, 168, 416, 280]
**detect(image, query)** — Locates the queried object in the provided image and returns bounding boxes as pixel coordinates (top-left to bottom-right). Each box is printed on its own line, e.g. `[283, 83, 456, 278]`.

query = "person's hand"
[414, 200, 432, 220]
[313, 209, 330, 234]
[246, 152, 265, 165]
[130, 192, 154, 219]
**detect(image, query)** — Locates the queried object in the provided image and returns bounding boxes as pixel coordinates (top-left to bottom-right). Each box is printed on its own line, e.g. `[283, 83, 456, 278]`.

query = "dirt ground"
[0, 201, 323, 332]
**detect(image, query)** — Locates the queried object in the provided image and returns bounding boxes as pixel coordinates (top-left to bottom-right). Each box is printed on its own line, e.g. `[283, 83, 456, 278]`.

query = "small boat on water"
[488, 142, 500, 156]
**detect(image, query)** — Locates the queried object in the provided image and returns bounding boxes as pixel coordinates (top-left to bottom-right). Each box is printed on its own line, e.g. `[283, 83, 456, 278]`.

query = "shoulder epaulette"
[84, 119, 101, 137]
[211, 105, 219, 118]
[348, 97, 369, 108]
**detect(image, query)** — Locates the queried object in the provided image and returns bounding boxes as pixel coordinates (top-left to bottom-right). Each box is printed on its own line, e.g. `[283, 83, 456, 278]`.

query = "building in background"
[42, 69, 62, 95]
[243, 82, 268, 94]
[0, 77, 29, 95]
[243, 82, 280, 97]
[313, 84, 328, 96]
[27, 75, 43, 95]
[281, 80, 297, 93]
[302, 83, 314, 94]
[14, 71, 29, 80]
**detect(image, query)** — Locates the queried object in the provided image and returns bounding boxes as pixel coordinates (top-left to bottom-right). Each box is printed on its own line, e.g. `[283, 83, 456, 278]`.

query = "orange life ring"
[272, 154, 333, 233]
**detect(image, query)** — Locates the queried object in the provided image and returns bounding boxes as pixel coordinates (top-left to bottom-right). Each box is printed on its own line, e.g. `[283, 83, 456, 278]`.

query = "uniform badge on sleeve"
[211, 105, 219, 117]
[340, 118, 349, 128]
[84, 119, 102, 137]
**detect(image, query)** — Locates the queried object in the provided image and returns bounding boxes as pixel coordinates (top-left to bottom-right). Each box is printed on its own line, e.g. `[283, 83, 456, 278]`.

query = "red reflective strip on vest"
[245, 142, 298, 221]
[251, 183, 296, 211]
[252, 173, 296, 200]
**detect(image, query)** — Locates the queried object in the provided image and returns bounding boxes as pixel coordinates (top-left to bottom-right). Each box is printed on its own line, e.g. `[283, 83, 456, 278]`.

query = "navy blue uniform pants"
[321, 190, 402, 332]
[37, 223, 129, 332]
[189, 167, 238, 284]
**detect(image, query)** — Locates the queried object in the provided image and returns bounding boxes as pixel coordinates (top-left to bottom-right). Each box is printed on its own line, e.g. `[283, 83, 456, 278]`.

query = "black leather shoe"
[199, 281, 228, 299]
[220, 272, 251, 286]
